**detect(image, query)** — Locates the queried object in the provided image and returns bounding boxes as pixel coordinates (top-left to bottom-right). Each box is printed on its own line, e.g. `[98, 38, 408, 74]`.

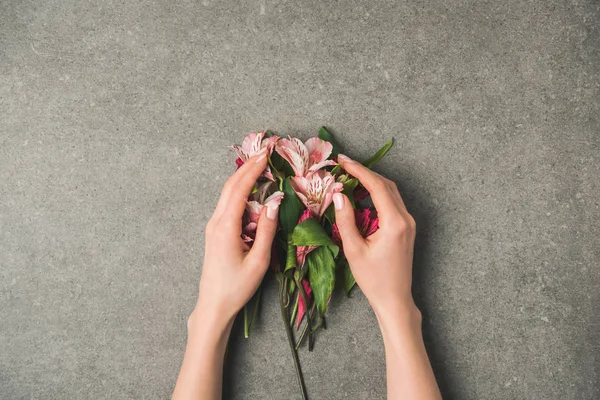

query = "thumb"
[247, 203, 279, 270]
[333, 193, 364, 255]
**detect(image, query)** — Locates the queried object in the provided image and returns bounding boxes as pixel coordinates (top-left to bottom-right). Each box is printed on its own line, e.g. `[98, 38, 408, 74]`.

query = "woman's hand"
[173, 148, 279, 400]
[333, 154, 418, 319]
[332, 154, 441, 400]
[193, 148, 279, 327]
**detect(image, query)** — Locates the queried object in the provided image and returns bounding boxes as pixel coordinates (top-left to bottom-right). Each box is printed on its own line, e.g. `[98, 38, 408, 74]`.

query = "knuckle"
[372, 179, 387, 192]
[221, 219, 238, 232]
[390, 214, 416, 237]
[406, 214, 417, 232]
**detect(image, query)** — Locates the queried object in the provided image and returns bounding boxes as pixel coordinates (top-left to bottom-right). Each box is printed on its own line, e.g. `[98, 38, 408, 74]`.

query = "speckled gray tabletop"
[1, 1, 598, 399]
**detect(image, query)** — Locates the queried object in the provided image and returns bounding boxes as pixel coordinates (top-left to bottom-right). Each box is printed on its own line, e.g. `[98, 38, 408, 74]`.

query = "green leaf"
[269, 151, 286, 172]
[306, 246, 336, 317]
[342, 177, 358, 208]
[290, 219, 339, 258]
[342, 259, 356, 295]
[318, 126, 341, 156]
[279, 177, 303, 236]
[322, 203, 335, 225]
[362, 139, 393, 169]
[330, 164, 342, 176]
[284, 237, 297, 273]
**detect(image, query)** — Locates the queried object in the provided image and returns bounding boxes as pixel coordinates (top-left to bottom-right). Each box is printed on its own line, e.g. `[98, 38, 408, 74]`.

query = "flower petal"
[308, 159, 337, 172]
[276, 137, 309, 176]
[305, 137, 333, 166]
[241, 131, 266, 156]
[264, 191, 285, 209]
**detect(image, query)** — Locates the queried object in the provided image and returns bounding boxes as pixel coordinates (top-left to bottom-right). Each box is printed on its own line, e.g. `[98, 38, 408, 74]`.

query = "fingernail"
[337, 154, 354, 163]
[333, 193, 344, 210]
[266, 204, 279, 220]
[255, 151, 268, 163]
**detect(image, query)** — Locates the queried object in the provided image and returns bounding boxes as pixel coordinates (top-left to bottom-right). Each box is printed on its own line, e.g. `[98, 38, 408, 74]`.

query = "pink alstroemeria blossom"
[275, 137, 337, 177]
[232, 131, 279, 180]
[332, 208, 379, 247]
[295, 209, 317, 268]
[296, 279, 313, 330]
[291, 170, 343, 218]
[241, 191, 284, 243]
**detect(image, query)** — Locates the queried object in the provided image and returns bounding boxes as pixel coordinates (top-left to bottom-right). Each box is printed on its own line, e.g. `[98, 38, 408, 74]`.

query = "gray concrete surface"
[1, 0, 599, 399]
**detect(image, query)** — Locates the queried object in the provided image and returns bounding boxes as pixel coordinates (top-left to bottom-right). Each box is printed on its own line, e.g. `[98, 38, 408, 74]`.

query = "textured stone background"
[1, 1, 598, 399]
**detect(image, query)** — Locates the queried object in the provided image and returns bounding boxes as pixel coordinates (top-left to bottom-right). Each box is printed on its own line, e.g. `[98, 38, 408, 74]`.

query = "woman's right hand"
[332, 154, 419, 321]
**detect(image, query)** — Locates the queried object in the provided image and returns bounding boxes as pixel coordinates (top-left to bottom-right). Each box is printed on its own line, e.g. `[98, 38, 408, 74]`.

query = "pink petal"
[241, 233, 254, 243]
[332, 222, 341, 247]
[264, 191, 285, 209]
[276, 137, 308, 177]
[261, 135, 279, 154]
[241, 131, 266, 156]
[318, 181, 343, 216]
[296, 245, 317, 268]
[354, 184, 370, 201]
[290, 176, 310, 207]
[232, 146, 247, 161]
[305, 137, 333, 165]
[297, 208, 312, 223]
[263, 165, 275, 181]
[235, 157, 245, 168]
[308, 159, 337, 172]
[245, 201, 263, 223]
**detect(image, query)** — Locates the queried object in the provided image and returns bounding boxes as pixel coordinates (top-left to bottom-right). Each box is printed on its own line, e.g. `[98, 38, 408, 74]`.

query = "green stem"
[296, 278, 313, 348]
[247, 287, 262, 334]
[243, 305, 249, 339]
[279, 277, 308, 400]
[290, 292, 299, 327]
[295, 303, 316, 350]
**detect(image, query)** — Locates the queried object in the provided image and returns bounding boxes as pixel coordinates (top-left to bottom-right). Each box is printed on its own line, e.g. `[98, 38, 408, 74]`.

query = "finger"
[337, 154, 404, 217]
[332, 193, 365, 256]
[214, 148, 270, 221]
[246, 202, 279, 271]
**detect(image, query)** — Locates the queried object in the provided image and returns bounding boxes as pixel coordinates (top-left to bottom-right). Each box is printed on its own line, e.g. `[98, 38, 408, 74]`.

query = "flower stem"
[247, 287, 262, 334]
[296, 278, 313, 349]
[290, 292, 299, 327]
[243, 304, 249, 339]
[295, 303, 316, 350]
[279, 277, 308, 400]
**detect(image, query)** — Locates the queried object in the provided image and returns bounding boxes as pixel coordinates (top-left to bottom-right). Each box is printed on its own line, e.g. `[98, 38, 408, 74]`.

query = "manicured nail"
[267, 204, 279, 220]
[333, 193, 344, 210]
[337, 154, 354, 163]
[255, 149, 268, 163]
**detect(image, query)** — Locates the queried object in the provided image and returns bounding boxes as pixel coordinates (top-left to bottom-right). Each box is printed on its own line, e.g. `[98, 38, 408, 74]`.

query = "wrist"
[372, 297, 422, 331]
[187, 305, 234, 345]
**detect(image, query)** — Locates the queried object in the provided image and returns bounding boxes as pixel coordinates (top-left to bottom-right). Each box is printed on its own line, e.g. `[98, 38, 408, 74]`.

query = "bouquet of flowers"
[232, 127, 392, 399]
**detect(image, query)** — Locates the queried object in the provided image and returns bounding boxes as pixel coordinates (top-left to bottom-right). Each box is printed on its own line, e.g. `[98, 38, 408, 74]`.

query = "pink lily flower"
[241, 190, 284, 243]
[291, 170, 343, 218]
[275, 137, 337, 177]
[232, 131, 279, 180]
[332, 208, 379, 247]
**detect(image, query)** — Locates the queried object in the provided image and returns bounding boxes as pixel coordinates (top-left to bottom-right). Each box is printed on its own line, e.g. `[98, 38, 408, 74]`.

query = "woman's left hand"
[192, 148, 279, 328]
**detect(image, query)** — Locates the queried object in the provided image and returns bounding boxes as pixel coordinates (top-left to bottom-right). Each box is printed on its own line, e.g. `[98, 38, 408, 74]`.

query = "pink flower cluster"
[234, 132, 344, 245]
[232, 130, 380, 331]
